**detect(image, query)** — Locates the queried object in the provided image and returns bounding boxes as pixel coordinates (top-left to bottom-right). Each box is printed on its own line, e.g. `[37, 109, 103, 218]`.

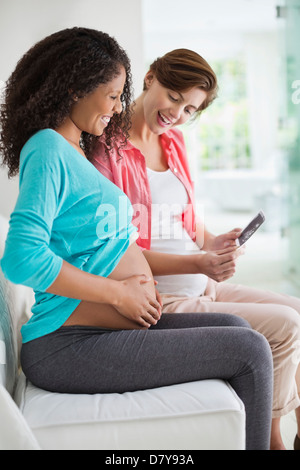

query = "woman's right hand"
[113, 275, 162, 328]
[194, 247, 241, 282]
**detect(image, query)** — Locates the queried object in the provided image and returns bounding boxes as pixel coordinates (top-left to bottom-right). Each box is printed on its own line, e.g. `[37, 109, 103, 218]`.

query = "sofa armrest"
[0, 384, 40, 450]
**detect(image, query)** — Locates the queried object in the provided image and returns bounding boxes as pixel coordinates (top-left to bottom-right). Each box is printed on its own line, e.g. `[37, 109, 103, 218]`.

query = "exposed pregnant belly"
[64, 243, 156, 329]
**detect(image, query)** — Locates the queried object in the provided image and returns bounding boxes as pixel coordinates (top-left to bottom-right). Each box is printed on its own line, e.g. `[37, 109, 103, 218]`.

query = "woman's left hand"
[209, 228, 242, 252]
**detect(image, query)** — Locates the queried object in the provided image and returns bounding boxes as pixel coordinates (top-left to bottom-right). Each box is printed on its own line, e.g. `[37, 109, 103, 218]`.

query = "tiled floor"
[201, 204, 299, 450]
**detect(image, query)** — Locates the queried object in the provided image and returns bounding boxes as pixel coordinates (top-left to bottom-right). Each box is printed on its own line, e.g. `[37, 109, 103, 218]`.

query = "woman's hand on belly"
[63, 243, 161, 330]
[107, 242, 161, 328]
[112, 274, 161, 328]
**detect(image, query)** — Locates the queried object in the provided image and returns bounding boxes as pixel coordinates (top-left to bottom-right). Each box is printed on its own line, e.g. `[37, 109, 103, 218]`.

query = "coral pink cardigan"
[92, 128, 197, 250]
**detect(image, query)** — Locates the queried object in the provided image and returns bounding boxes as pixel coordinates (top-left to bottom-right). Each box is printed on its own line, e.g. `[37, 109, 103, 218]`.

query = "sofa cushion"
[0, 215, 34, 392]
[15, 373, 245, 450]
[0, 269, 18, 393]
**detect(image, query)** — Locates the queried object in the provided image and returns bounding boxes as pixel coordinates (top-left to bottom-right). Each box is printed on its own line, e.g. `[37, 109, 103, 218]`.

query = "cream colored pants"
[162, 278, 300, 418]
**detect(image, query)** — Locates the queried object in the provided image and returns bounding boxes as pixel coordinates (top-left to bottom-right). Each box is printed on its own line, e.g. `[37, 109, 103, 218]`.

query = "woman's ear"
[68, 89, 79, 102]
[144, 72, 155, 90]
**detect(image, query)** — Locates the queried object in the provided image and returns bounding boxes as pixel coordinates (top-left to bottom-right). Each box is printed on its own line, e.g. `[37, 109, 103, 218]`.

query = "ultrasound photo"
[237, 211, 265, 247]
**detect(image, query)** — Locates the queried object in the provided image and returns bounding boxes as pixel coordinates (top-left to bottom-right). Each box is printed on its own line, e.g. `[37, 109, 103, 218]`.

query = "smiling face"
[142, 73, 207, 135]
[69, 66, 126, 137]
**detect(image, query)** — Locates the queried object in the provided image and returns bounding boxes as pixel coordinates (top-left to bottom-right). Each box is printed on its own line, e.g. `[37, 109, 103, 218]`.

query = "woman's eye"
[168, 94, 178, 102]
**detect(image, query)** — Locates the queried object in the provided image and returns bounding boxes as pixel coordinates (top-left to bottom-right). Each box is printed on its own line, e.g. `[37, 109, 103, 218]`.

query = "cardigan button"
[174, 168, 178, 173]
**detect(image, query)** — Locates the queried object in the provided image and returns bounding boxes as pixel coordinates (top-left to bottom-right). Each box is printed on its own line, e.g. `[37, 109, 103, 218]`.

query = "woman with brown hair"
[93, 48, 300, 450]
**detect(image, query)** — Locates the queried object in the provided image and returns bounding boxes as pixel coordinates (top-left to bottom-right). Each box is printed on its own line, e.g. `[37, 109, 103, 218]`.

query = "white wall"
[0, 0, 144, 218]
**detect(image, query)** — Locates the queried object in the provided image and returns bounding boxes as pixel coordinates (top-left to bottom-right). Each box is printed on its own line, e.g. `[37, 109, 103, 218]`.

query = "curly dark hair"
[0, 27, 133, 177]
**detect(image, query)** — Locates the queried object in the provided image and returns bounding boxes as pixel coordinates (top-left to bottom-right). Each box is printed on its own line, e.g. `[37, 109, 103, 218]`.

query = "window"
[181, 56, 251, 172]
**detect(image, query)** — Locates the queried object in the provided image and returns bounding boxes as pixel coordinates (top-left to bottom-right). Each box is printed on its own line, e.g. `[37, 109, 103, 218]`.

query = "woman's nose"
[113, 97, 123, 114]
[170, 104, 182, 121]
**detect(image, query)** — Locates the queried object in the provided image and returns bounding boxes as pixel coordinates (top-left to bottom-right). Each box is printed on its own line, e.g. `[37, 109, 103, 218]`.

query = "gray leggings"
[21, 313, 273, 450]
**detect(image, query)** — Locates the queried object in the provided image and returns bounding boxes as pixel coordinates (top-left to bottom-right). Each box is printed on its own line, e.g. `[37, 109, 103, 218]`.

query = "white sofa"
[0, 214, 246, 450]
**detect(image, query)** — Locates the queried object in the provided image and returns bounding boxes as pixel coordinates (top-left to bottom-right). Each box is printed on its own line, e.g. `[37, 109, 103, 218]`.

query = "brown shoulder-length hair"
[143, 48, 218, 115]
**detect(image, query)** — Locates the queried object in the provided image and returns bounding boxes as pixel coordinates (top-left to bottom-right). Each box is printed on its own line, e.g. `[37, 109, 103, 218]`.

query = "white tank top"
[147, 168, 208, 297]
